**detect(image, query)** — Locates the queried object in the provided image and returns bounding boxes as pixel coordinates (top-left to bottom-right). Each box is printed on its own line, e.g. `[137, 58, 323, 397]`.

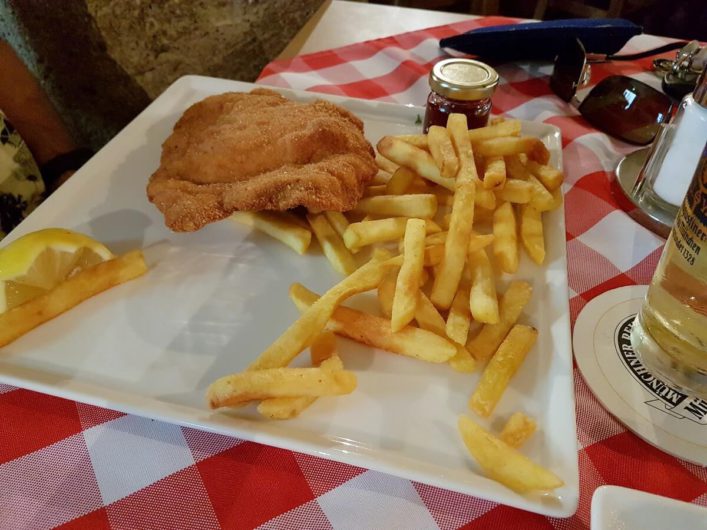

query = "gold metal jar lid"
[429, 58, 499, 101]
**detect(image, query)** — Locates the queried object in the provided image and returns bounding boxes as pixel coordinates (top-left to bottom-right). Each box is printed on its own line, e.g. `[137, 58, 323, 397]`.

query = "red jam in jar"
[423, 58, 498, 132]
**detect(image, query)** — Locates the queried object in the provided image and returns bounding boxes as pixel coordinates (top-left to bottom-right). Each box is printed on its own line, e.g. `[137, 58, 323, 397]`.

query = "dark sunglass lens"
[579, 76, 673, 145]
[551, 38, 587, 102]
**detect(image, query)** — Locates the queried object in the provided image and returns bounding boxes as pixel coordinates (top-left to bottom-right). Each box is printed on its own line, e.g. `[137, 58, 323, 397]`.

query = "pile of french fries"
[219, 114, 565, 493]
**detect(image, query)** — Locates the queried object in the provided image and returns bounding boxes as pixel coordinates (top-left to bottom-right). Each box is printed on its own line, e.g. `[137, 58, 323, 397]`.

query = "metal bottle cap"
[429, 58, 499, 101]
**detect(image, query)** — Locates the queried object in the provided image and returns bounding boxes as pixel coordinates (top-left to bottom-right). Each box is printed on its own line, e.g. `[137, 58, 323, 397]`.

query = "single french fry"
[458, 415, 563, 493]
[290, 284, 457, 363]
[466, 281, 533, 363]
[343, 217, 440, 250]
[468, 249, 499, 325]
[500, 412, 537, 449]
[309, 331, 339, 366]
[492, 202, 519, 274]
[519, 204, 545, 264]
[415, 291, 447, 336]
[489, 116, 505, 125]
[246, 254, 399, 371]
[395, 134, 428, 149]
[377, 268, 397, 318]
[354, 194, 437, 219]
[446, 283, 472, 344]
[392, 219, 426, 332]
[495, 179, 532, 204]
[428, 125, 459, 178]
[447, 114, 495, 206]
[372, 169, 392, 184]
[431, 181, 476, 309]
[483, 156, 506, 190]
[504, 154, 530, 181]
[231, 211, 312, 255]
[476, 137, 550, 165]
[425, 231, 448, 246]
[527, 174, 555, 211]
[376, 153, 399, 174]
[257, 332, 342, 420]
[208, 365, 357, 408]
[468, 232, 495, 254]
[386, 166, 417, 195]
[307, 213, 358, 276]
[469, 324, 538, 417]
[449, 344, 477, 373]
[525, 160, 563, 191]
[468, 120, 522, 143]
[324, 211, 350, 239]
[0, 250, 147, 347]
[424, 244, 445, 267]
[377, 136, 455, 190]
[364, 184, 389, 197]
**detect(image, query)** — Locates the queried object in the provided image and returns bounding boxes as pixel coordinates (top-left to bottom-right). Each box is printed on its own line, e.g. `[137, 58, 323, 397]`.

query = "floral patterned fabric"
[0, 110, 44, 239]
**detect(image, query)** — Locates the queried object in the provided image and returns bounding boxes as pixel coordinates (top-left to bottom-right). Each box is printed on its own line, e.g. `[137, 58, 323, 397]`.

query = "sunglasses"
[550, 38, 675, 145]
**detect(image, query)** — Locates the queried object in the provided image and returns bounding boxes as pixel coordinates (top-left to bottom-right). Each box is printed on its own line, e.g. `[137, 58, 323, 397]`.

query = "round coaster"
[573, 286, 707, 465]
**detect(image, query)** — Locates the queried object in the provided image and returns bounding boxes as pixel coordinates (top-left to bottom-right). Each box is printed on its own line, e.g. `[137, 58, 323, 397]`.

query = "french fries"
[446, 283, 472, 344]
[469, 324, 538, 417]
[343, 217, 440, 250]
[500, 412, 537, 448]
[527, 174, 555, 211]
[391, 219, 426, 332]
[307, 213, 358, 275]
[415, 291, 447, 336]
[354, 194, 437, 219]
[324, 211, 350, 239]
[458, 416, 563, 492]
[467, 281, 532, 363]
[205, 110, 566, 491]
[377, 136, 455, 190]
[376, 153, 399, 174]
[519, 205, 545, 264]
[427, 126, 459, 178]
[431, 181, 475, 309]
[386, 166, 417, 195]
[475, 137, 550, 165]
[483, 156, 506, 190]
[0, 250, 148, 347]
[257, 332, 342, 420]
[495, 179, 532, 204]
[468, 120, 522, 143]
[208, 365, 357, 408]
[467, 232, 494, 254]
[231, 211, 312, 255]
[468, 249, 499, 324]
[290, 284, 457, 363]
[492, 202, 519, 274]
[246, 254, 398, 371]
[525, 160, 563, 191]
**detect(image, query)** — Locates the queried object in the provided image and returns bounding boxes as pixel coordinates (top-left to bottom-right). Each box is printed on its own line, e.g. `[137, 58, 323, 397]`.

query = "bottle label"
[672, 142, 707, 272]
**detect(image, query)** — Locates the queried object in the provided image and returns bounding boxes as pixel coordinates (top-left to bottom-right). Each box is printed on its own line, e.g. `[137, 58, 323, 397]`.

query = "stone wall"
[1, 0, 323, 149]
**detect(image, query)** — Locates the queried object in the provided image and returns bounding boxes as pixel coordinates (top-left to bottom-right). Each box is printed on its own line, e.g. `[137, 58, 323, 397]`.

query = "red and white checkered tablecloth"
[2, 16, 706, 530]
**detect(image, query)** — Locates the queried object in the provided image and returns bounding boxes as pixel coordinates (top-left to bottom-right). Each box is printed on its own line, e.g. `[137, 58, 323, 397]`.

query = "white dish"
[591, 485, 707, 530]
[0, 76, 578, 517]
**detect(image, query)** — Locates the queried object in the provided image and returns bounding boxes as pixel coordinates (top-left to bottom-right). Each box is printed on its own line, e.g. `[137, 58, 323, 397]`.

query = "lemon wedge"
[0, 228, 114, 313]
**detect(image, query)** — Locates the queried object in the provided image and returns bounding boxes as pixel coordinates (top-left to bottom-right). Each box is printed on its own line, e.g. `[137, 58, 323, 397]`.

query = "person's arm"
[0, 40, 76, 170]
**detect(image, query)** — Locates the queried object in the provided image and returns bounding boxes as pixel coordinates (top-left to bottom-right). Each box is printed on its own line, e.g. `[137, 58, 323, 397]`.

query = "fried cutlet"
[147, 88, 377, 232]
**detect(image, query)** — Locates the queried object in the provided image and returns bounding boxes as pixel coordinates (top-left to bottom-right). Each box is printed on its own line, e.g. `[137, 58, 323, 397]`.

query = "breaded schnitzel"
[147, 88, 377, 232]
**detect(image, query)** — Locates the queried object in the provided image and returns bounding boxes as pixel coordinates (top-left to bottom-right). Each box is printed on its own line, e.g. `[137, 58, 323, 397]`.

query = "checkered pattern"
[1, 16, 705, 530]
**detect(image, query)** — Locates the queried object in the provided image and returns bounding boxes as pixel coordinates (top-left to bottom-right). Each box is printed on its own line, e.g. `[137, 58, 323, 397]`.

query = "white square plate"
[591, 486, 707, 529]
[0, 76, 578, 517]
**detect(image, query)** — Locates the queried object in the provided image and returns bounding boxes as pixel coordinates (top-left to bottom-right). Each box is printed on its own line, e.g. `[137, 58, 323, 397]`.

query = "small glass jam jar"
[423, 58, 499, 132]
